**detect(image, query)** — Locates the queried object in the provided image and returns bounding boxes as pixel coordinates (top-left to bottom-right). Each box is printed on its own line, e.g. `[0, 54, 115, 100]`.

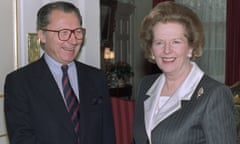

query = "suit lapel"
[35, 58, 75, 135]
[144, 63, 204, 135]
[75, 62, 107, 141]
[144, 75, 183, 138]
[75, 62, 92, 141]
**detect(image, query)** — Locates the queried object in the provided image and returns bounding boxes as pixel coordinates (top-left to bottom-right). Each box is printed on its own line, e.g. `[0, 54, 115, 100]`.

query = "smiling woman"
[133, 2, 236, 144]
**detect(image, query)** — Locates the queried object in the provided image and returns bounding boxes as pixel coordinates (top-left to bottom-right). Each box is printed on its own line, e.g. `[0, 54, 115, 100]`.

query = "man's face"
[38, 10, 84, 65]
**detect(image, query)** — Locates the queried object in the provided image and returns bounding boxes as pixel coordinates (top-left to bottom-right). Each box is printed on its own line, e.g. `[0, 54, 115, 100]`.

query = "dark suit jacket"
[133, 74, 237, 144]
[4, 57, 116, 144]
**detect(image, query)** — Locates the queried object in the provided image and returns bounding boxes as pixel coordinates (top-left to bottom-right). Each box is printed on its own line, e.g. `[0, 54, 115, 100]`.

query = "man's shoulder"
[7, 58, 42, 75]
[75, 61, 102, 73]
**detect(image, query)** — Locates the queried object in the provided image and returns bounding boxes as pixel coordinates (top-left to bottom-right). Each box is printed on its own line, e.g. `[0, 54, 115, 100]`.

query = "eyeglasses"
[41, 27, 86, 41]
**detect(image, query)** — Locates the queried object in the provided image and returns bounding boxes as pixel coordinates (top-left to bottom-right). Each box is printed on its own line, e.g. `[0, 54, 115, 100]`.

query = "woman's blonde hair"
[140, 1, 204, 63]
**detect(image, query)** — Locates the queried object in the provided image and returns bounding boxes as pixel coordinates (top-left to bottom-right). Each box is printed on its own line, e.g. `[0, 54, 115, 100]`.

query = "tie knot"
[61, 65, 68, 74]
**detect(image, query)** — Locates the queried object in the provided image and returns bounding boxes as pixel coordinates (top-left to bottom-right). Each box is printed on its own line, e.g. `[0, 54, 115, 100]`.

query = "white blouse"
[144, 62, 204, 144]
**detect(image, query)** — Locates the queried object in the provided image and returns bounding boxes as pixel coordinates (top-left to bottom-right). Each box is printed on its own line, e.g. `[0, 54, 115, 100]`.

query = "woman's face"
[151, 22, 192, 76]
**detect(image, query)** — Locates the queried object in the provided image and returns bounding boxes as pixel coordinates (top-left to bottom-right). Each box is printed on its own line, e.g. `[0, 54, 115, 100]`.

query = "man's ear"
[37, 30, 46, 43]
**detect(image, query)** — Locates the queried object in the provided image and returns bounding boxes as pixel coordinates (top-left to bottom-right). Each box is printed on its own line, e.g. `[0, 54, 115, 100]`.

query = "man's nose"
[68, 32, 78, 44]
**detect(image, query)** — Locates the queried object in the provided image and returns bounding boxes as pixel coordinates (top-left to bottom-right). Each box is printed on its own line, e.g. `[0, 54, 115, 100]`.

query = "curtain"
[225, 0, 240, 85]
[175, 0, 226, 83]
[111, 97, 135, 144]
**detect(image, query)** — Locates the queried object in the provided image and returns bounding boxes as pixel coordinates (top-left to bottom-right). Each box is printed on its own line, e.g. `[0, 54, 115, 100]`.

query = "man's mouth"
[62, 47, 74, 51]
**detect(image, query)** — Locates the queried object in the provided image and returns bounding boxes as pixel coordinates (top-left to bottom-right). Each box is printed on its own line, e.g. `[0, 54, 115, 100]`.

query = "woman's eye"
[173, 40, 181, 44]
[157, 42, 163, 45]
[154, 41, 164, 45]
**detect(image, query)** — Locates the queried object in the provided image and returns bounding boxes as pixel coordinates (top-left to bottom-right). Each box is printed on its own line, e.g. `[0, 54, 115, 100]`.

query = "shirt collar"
[146, 62, 204, 100]
[44, 53, 75, 74]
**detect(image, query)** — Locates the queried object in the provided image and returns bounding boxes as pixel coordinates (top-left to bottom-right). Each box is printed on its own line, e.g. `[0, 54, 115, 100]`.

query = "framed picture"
[100, 1, 116, 48]
[101, 5, 112, 43]
[28, 33, 40, 63]
[0, 96, 7, 140]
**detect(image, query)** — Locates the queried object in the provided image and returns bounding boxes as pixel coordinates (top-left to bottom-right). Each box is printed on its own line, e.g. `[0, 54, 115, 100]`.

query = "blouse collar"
[144, 62, 204, 141]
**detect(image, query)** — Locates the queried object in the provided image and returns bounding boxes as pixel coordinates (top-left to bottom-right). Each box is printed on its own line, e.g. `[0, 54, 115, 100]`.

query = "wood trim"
[0, 95, 7, 138]
[14, 0, 19, 68]
[0, 134, 7, 138]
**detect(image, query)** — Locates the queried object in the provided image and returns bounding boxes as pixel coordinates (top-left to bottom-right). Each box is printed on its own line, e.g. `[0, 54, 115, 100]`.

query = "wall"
[0, 1, 99, 143]
[132, 0, 152, 98]
[0, 1, 15, 143]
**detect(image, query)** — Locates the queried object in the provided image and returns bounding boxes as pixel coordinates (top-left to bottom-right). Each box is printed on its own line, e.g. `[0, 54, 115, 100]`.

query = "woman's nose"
[163, 42, 171, 54]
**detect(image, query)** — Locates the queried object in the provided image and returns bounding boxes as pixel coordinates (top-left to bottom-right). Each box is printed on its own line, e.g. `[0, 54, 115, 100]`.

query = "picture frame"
[28, 33, 40, 63]
[101, 5, 112, 44]
[0, 95, 7, 139]
[100, 1, 116, 48]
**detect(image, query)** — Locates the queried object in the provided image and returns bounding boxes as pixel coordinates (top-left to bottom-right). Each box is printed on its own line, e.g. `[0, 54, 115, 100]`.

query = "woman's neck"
[161, 63, 192, 96]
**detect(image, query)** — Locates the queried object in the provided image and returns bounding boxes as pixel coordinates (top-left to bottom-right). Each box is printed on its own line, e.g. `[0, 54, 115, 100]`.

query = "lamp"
[104, 47, 115, 60]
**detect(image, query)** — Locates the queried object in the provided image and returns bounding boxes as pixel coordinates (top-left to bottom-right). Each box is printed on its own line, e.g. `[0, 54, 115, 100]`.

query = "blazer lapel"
[144, 62, 204, 134]
[75, 62, 93, 141]
[35, 58, 74, 135]
[144, 75, 182, 137]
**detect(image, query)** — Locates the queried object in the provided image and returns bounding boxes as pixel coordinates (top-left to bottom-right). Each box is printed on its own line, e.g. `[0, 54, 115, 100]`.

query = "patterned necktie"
[61, 65, 80, 144]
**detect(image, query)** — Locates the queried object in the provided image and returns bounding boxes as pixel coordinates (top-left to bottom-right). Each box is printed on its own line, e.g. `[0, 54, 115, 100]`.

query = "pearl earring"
[151, 54, 155, 60]
[188, 53, 192, 58]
